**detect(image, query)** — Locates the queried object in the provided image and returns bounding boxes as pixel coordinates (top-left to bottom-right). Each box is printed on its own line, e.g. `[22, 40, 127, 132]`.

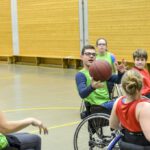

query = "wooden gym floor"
[0, 64, 81, 150]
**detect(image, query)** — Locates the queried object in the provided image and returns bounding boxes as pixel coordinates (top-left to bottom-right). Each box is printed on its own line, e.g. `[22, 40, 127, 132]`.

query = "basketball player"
[96, 38, 116, 73]
[75, 45, 126, 115]
[132, 49, 150, 98]
[110, 70, 150, 149]
[96, 38, 117, 94]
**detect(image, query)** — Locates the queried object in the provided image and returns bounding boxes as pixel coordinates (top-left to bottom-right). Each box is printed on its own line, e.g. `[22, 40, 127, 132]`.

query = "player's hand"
[31, 118, 48, 135]
[115, 59, 127, 73]
[91, 78, 104, 89]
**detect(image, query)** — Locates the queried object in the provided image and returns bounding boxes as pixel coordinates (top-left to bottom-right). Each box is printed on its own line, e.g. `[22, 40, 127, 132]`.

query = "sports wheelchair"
[74, 84, 123, 150]
[74, 84, 150, 150]
[74, 111, 120, 150]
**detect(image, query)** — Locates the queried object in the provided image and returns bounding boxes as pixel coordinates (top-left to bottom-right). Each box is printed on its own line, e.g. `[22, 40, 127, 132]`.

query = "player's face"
[134, 57, 146, 69]
[81, 49, 96, 67]
[97, 39, 107, 54]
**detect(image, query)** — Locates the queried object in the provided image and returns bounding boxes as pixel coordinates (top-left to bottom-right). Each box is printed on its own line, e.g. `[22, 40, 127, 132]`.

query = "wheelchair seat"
[119, 139, 150, 150]
[80, 103, 111, 119]
[90, 104, 111, 115]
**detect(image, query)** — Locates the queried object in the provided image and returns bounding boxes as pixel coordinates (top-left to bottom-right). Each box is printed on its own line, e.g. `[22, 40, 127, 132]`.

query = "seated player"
[132, 49, 150, 98]
[110, 70, 150, 150]
[96, 38, 117, 94]
[75, 45, 126, 115]
[0, 110, 48, 150]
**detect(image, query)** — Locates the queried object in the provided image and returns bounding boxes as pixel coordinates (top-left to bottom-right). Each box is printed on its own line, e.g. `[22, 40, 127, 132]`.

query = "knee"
[33, 134, 41, 145]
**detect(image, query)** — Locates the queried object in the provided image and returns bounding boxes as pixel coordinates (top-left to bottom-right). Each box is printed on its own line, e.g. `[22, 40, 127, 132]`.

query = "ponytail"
[121, 70, 142, 96]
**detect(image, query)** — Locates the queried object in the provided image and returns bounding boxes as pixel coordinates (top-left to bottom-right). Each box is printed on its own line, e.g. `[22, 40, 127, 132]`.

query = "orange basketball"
[89, 60, 112, 81]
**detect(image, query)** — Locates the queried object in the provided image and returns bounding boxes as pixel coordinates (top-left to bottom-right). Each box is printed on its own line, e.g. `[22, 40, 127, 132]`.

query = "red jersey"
[133, 67, 150, 96]
[116, 96, 150, 132]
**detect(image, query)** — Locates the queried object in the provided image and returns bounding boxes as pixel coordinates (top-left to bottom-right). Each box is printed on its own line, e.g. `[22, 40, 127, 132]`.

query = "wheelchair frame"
[74, 84, 123, 150]
[74, 113, 120, 150]
[75, 84, 150, 150]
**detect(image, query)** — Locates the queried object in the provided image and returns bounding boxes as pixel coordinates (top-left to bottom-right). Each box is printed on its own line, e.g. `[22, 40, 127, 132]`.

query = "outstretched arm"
[108, 73, 123, 84]
[0, 111, 48, 134]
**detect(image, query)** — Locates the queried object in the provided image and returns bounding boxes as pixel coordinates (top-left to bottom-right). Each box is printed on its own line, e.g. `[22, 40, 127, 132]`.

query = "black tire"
[73, 113, 112, 150]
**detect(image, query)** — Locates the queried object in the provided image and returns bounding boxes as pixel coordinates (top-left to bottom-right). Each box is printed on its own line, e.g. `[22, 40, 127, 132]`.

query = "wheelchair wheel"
[74, 113, 113, 150]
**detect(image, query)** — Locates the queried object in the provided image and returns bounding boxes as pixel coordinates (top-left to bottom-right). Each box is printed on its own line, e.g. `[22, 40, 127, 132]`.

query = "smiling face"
[81, 48, 96, 69]
[134, 57, 146, 69]
[133, 49, 148, 70]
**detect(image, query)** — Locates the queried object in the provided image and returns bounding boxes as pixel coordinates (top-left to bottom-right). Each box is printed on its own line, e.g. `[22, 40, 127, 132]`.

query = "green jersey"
[80, 69, 110, 105]
[96, 52, 115, 73]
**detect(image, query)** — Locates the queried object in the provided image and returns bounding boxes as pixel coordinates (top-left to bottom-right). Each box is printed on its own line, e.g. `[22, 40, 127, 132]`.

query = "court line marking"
[3, 107, 80, 113]
[30, 121, 80, 133]
[0, 76, 14, 79]
[3, 107, 81, 133]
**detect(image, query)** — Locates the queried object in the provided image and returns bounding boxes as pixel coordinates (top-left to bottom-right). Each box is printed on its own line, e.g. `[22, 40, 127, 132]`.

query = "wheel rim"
[74, 113, 112, 150]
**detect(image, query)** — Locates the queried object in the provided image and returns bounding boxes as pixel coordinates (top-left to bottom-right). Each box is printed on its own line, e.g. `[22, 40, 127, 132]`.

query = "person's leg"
[90, 104, 111, 115]
[19, 133, 41, 150]
[101, 99, 116, 110]
[6, 133, 41, 150]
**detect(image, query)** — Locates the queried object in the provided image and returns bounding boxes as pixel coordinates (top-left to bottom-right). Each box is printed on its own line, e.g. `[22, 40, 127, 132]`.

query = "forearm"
[108, 73, 123, 84]
[109, 121, 120, 130]
[78, 85, 94, 98]
[0, 118, 32, 134]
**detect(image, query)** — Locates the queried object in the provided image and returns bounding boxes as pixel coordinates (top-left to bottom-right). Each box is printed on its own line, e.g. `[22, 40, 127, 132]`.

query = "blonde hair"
[121, 70, 143, 96]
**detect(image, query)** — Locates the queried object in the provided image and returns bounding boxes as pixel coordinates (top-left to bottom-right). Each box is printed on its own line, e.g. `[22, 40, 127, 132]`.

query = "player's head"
[121, 70, 143, 98]
[133, 49, 148, 69]
[96, 38, 107, 54]
[81, 45, 96, 68]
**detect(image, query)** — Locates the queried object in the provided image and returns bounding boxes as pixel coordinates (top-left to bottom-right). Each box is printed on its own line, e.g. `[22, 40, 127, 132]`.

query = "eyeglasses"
[98, 43, 106, 46]
[84, 52, 96, 57]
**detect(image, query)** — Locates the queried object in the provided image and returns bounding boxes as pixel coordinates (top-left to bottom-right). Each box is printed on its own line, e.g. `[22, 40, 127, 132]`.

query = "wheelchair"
[74, 110, 121, 150]
[74, 84, 123, 150]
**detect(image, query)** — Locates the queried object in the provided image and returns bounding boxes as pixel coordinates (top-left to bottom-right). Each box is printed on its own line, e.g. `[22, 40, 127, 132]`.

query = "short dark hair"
[133, 49, 148, 60]
[81, 45, 95, 55]
[96, 38, 107, 46]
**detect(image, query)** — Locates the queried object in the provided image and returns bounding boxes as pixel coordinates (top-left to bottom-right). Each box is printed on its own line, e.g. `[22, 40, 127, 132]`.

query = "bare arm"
[136, 102, 150, 141]
[0, 111, 48, 134]
[109, 98, 120, 129]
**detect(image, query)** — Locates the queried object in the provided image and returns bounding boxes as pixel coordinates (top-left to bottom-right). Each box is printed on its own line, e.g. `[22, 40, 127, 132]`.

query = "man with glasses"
[75, 45, 126, 116]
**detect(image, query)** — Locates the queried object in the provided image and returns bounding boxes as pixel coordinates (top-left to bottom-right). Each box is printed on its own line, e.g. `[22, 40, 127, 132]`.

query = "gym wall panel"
[0, 1, 13, 55]
[88, 0, 150, 62]
[18, 0, 80, 58]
